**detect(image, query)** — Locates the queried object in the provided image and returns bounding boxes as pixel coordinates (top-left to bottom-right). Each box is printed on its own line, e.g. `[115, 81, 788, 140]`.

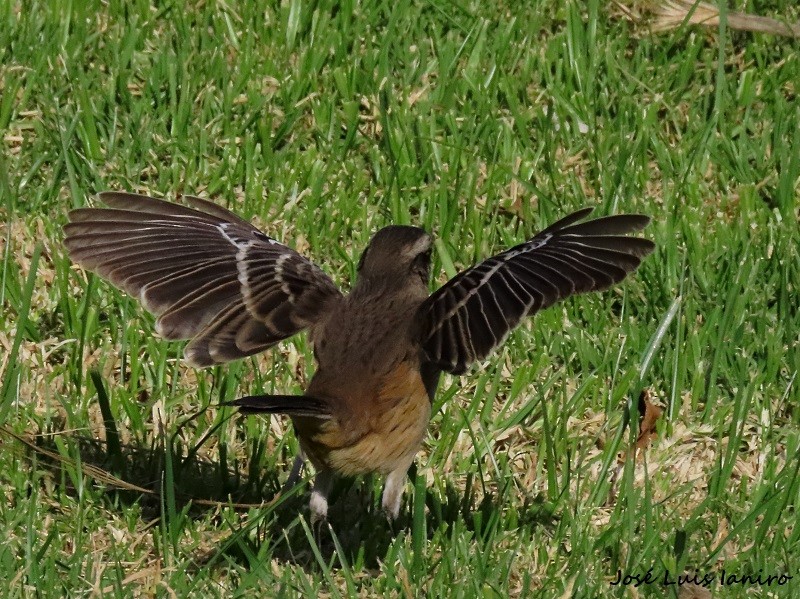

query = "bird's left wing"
[64, 192, 342, 366]
[416, 208, 655, 374]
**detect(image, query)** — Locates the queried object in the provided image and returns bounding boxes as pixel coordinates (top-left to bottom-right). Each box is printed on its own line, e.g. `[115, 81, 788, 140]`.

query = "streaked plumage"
[64, 192, 654, 521]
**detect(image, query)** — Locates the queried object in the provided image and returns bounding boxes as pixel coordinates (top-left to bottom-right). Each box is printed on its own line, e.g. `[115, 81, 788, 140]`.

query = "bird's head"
[356, 225, 433, 287]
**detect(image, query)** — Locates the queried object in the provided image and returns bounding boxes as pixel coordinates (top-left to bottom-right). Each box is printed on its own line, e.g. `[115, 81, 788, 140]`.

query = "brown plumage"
[63, 192, 655, 521]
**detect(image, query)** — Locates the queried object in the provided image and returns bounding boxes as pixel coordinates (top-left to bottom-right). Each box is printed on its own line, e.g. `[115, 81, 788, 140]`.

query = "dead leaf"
[617, 389, 663, 465]
[634, 388, 663, 457]
[653, 1, 800, 38]
[607, 389, 664, 505]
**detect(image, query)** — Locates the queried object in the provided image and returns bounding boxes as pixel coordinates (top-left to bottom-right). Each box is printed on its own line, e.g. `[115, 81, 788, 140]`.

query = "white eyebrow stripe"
[407, 235, 432, 257]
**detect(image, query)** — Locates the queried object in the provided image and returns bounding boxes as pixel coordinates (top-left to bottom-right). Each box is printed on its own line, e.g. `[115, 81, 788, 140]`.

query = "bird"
[63, 191, 655, 521]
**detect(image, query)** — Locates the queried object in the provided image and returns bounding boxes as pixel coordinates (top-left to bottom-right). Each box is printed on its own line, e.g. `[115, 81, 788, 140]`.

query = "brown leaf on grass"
[616, 389, 664, 466]
[607, 389, 664, 505]
[633, 388, 663, 457]
[653, 0, 800, 38]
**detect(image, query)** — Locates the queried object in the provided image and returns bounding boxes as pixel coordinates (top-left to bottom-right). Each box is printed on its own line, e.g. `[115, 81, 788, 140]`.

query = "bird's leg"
[309, 469, 334, 524]
[381, 458, 415, 520]
[281, 451, 305, 495]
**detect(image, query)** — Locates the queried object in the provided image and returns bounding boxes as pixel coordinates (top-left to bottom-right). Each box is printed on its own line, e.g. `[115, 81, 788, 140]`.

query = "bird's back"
[308, 282, 428, 404]
[293, 281, 432, 475]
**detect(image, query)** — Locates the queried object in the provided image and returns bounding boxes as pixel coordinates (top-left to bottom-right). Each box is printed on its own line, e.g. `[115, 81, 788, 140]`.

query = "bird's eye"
[414, 249, 431, 266]
[413, 249, 432, 282]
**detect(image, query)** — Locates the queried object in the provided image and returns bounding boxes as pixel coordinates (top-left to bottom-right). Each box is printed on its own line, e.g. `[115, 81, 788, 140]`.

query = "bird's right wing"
[64, 192, 342, 366]
[417, 208, 655, 374]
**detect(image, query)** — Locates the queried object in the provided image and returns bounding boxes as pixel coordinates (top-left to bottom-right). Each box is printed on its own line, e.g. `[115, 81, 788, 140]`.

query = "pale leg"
[309, 469, 334, 523]
[381, 457, 415, 520]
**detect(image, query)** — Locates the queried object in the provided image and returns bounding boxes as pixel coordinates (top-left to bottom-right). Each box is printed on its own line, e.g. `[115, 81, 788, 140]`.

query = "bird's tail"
[223, 394, 331, 419]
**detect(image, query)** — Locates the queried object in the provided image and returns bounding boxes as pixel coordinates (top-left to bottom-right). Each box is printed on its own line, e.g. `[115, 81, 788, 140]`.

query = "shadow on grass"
[6, 419, 287, 511]
[8, 422, 559, 572]
[204, 468, 561, 572]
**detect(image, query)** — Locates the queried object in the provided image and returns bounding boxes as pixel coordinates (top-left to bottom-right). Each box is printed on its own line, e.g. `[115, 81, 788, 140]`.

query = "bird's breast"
[294, 361, 431, 477]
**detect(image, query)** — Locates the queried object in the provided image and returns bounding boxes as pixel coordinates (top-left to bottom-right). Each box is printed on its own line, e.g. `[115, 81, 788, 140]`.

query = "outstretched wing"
[417, 207, 654, 374]
[64, 192, 342, 366]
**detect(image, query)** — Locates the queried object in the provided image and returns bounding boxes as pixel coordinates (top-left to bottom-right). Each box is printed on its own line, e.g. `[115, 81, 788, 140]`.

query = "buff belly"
[296, 390, 431, 477]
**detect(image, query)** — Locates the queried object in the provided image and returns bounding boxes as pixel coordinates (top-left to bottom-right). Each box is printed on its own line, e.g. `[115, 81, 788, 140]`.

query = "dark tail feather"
[223, 394, 331, 419]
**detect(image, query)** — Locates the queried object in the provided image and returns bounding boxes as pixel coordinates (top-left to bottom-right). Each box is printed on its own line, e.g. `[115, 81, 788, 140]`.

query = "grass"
[1, 0, 799, 596]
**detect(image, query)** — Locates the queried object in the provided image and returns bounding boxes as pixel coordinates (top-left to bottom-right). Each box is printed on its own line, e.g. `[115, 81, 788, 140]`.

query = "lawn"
[1, 0, 799, 597]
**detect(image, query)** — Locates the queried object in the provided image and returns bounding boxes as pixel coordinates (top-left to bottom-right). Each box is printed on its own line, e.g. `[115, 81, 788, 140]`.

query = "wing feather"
[64, 192, 342, 366]
[418, 207, 654, 374]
